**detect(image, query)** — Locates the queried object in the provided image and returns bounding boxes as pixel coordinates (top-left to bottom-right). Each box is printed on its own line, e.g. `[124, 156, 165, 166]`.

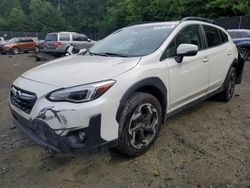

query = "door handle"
[202, 57, 210, 63]
[227, 51, 232, 55]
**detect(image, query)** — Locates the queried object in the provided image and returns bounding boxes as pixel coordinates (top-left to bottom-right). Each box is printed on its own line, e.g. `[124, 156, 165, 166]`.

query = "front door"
[163, 25, 210, 111]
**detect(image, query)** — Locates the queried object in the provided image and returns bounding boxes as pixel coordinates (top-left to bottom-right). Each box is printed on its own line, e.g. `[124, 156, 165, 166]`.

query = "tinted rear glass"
[59, 34, 70, 41]
[73, 34, 88, 41]
[45, 34, 58, 41]
[203, 25, 222, 48]
[219, 30, 228, 43]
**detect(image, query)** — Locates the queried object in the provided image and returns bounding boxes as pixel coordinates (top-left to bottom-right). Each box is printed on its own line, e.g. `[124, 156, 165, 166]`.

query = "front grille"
[10, 86, 37, 114]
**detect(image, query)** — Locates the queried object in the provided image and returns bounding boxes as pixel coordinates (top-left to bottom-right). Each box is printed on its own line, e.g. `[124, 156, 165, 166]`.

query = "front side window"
[7, 38, 19, 44]
[73, 34, 88, 41]
[164, 25, 203, 58]
[203, 25, 222, 48]
[90, 24, 176, 57]
[59, 34, 70, 41]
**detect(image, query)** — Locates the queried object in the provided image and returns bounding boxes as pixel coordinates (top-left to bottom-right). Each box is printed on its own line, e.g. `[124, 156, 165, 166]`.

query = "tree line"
[0, 0, 249, 34]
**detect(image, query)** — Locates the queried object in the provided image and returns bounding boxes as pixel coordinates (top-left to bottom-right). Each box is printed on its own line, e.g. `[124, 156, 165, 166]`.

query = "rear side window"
[73, 34, 88, 41]
[59, 34, 70, 41]
[203, 25, 222, 48]
[20, 39, 33, 43]
[45, 34, 58, 41]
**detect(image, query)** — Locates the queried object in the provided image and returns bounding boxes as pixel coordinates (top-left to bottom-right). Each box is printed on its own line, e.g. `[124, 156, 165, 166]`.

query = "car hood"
[21, 55, 141, 87]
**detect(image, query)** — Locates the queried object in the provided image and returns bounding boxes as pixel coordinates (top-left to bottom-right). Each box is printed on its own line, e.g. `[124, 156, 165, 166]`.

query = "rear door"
[202, 25, 234, 92]
[59, 33, 71, 50]
[17, 39, 29, 51]
[163, 24, 210, 111]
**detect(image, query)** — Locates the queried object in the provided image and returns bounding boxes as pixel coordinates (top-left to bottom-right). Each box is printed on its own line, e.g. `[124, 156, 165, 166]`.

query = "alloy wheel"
[128, 103, 159, 149]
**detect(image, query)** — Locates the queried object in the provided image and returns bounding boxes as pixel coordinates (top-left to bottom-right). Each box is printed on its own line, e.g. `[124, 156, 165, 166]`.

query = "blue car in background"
[228, 29, 250, 61]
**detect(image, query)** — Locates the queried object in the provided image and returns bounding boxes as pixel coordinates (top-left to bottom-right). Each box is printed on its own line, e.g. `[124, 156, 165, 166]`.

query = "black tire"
[12, 47, 19, 55]
[217, 67, 237, 102]
[65, 45, 76, 55]
[34, 46, 40, 53]
[117, 92, 162, 157]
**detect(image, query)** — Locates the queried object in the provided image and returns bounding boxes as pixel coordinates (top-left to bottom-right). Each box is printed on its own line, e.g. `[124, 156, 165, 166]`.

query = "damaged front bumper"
[11, 109, 117, 153]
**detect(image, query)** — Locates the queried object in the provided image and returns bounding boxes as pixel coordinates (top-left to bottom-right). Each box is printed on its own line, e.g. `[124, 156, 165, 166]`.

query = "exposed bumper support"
[11, 109, 117, 153]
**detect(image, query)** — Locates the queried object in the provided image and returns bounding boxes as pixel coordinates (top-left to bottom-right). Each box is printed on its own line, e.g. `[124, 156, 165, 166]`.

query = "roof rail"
[181, 17, 216, 24]
[128, 21, 155, 27]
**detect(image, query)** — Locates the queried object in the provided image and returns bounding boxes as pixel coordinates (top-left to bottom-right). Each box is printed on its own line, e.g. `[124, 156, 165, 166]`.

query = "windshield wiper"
[84, 50, 128, 58]
[101, 52, 128, 58]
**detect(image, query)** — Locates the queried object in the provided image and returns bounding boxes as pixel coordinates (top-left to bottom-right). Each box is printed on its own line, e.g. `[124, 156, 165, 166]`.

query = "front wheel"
[217, 67, 237, 102]
[12, 47, 19, 55]
[117, 92, 162, 157]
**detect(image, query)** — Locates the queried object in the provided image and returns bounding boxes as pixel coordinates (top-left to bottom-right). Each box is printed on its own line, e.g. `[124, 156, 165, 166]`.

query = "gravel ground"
[0, 53, 249, 188]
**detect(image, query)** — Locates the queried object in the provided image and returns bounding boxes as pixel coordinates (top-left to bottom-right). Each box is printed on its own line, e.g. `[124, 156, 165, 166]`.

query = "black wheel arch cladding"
[231, 58, 245, 84]
[116, 77, 167, 124]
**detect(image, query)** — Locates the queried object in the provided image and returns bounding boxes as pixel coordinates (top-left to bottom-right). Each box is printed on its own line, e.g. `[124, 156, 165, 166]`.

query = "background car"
[228, 29, 250, 60]
[44, 32, 95, 55]
[38, 40, 45, 51]
[0, 37, 5, 45]
[1, 37, 40, 55]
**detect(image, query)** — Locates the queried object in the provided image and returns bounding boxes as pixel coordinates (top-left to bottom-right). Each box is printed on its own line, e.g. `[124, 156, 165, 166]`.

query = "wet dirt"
[0, 54, 249, 188]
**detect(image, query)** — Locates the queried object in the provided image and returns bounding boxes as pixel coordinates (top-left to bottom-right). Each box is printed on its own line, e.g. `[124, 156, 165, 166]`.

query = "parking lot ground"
[0, 54, 249, 188]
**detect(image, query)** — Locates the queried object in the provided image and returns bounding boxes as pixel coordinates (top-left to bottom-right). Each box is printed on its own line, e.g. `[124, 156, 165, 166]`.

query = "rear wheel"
[12, 47, 19, 55]
[117, 92, 162, 157]
[217, 67, 237, 102]
[34, 46, 40, 53]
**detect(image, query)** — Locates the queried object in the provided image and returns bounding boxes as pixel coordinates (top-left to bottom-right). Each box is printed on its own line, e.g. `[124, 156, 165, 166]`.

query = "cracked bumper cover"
[11, 109, 117, 153]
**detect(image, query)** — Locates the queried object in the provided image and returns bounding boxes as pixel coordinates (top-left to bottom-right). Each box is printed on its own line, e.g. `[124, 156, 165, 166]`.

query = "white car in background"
[44, 32, 95, 55]
[10, 17, 244, 157]
[0, 37, 5, 44]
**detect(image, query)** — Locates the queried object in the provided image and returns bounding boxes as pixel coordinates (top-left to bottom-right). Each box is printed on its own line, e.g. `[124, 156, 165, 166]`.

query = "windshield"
[45, 33, 58, 41]
[7, 38, 19, 44]
[90, 24, 176, 57]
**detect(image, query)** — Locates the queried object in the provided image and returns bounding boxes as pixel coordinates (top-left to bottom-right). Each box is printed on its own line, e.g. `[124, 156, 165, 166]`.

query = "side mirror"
[175, 44, 198, 63]
[87, 38, 91, 42]
[78, 48, 87, 54]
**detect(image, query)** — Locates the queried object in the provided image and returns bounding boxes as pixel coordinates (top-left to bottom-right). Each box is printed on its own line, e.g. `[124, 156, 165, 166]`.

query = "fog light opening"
[78, 131, 86, 143]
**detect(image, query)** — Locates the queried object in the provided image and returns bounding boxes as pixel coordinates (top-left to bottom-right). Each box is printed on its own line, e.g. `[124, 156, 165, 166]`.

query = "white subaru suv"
[10, 17, 244, 156]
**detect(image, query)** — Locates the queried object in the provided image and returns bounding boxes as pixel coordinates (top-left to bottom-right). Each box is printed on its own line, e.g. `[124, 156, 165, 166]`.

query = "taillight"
[54, 41, 62, 47]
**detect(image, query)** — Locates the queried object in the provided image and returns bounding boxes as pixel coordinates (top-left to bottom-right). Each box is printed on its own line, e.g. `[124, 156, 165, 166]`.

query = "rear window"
[59, 34, 70, 41]
[45, 34, 58, 41]
[203, 25, 222, 48]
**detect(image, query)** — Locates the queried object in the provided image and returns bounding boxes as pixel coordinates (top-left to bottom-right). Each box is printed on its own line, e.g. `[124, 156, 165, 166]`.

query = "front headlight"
[47, 80, 116, 103]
